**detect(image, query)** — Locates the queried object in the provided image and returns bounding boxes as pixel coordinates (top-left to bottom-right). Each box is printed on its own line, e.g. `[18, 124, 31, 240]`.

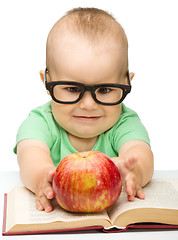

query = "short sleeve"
[13, 105, 53, 154]
[112, 104, 150, 152]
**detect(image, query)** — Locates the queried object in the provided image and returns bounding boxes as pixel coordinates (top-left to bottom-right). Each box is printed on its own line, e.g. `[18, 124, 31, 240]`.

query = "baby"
[14, 8, 154, 213]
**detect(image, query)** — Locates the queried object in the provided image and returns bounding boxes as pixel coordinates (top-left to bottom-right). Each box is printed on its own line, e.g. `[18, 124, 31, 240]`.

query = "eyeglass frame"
[44, 68, 132, 106]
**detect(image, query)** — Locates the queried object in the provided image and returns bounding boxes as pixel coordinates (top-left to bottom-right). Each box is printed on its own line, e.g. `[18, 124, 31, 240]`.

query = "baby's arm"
[112, 140, 154, 201]
[17, 139, 56, 212]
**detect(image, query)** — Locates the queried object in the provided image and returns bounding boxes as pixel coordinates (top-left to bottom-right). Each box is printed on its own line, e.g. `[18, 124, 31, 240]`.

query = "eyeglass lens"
[53, 84, 123, 104]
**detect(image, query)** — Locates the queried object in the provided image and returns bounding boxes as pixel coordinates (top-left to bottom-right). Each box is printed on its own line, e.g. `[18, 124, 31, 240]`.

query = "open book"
[2, 178, 178, 235]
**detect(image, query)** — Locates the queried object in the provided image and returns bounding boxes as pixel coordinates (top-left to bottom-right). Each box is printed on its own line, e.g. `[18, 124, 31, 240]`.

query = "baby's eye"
[97, 87, 111, 94]
[66, 87, 81, 93]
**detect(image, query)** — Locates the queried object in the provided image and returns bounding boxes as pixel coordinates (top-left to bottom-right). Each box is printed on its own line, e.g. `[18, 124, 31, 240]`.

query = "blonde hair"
[56, 8, 127, 46]
[46, 8, 128, 70]
[67, 8, 126, 42]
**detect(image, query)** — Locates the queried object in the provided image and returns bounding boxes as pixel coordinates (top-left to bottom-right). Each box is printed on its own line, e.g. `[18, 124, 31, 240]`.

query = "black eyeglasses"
[44, 68, 131, 106]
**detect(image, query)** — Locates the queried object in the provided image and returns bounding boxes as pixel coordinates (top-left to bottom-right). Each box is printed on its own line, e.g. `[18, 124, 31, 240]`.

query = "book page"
[6, 186, 110, 232]
[108, 178, 178, 224]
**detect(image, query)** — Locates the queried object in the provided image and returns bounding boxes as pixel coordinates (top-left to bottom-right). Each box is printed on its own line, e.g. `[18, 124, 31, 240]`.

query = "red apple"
[52, 151, 122, 212]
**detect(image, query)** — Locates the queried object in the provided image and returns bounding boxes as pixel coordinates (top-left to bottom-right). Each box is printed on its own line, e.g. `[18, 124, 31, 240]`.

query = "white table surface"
[1, 170, 178, 240]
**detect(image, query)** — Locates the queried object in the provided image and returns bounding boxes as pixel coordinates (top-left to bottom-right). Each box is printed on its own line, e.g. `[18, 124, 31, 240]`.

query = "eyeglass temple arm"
[44, 68, 131, 87]
[127, 71, 131, 86]
[44, 68, 48, 83]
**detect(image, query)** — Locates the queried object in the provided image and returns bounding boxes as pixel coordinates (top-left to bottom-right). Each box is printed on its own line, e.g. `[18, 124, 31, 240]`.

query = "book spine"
[2, 193, 7, 236]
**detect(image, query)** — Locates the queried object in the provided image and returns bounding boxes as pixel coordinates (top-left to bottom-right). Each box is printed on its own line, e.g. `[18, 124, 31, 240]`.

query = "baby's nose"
[79, 92, 98, 109]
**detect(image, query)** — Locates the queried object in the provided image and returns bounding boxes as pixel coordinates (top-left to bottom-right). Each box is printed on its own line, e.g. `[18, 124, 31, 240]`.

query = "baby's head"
[46, 7, 129, 79]
[40, 8, 133, 143]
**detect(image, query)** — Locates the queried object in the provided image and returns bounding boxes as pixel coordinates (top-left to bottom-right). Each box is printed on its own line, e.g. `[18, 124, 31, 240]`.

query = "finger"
[37, 194, 53, 213]
[125, 178, 135, 197]
[136, 188, 145, 200]
[44, 171, 55, 199]
[128, 194, 135, 201]
[47, 170, 55, 183]
[127, 185, 137, 201]
[126, 185, 133, 196]
[126, 183, 135, 201]
[36, 200, 44, 211]
[43, 184, 54, 199]
[125, 173, 137, 200]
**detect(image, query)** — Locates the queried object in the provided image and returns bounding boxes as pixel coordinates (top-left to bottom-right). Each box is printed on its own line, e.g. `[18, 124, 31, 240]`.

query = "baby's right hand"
[35, 170, 56, 213]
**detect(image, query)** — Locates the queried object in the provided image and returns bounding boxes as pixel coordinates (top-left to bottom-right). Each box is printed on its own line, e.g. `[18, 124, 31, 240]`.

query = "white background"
[0, 0, 178, 172]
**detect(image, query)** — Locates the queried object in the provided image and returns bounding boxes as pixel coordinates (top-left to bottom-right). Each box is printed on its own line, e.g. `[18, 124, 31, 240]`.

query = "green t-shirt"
[14, 102, 150, 167]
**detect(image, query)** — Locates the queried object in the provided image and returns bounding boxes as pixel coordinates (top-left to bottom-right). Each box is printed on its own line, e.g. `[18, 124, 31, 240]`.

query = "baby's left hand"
[111, 156, 145, 201]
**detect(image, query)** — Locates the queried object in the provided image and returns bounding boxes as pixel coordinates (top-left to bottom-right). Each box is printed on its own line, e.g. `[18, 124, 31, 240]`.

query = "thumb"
[47, 169, 56, 183]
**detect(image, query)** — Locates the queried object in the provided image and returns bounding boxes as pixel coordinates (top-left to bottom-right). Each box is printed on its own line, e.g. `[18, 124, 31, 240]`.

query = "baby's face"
[47, 34, 128, 140]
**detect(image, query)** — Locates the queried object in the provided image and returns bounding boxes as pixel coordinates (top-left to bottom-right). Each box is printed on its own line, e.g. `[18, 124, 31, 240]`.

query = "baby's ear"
[40, 70, 50, 95]
[40, 70, 45, 84]
[130, 72, 135, 80]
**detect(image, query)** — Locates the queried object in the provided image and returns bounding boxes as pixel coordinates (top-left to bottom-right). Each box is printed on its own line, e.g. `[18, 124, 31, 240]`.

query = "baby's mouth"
[73, 116, 102, 121]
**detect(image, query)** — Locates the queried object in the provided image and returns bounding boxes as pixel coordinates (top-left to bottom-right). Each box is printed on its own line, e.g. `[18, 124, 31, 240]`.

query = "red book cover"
[2, 192, 178, 236]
